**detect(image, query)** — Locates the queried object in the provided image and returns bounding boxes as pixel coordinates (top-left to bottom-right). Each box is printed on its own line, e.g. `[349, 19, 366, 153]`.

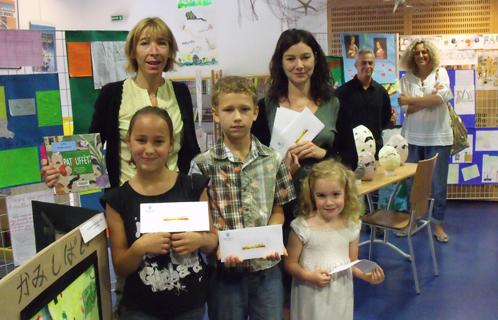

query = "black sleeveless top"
[101, 173, 209, 318]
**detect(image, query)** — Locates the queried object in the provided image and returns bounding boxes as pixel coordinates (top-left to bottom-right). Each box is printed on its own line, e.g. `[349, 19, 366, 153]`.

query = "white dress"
[290, 216, 361, 320]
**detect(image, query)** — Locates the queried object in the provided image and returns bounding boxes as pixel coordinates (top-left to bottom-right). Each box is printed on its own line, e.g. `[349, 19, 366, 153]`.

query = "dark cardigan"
[89, 80, 200, 189]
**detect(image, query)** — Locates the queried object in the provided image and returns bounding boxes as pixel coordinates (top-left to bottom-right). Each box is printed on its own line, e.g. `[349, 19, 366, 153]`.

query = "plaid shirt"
[189, 135, 296, 272]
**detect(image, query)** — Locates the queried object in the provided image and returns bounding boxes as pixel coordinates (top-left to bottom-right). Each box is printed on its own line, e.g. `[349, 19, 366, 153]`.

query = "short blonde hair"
[125, 17, 179, 73]
[401, 39, 441, 73]
[211, 76, 258, 109]
[297, 159, 363, 223]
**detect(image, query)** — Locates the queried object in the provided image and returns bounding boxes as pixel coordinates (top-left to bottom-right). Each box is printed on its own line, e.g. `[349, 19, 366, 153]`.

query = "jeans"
[120, 305, 205, 320]
[207, 265, 284, 320]
[405, 144, 451, 225]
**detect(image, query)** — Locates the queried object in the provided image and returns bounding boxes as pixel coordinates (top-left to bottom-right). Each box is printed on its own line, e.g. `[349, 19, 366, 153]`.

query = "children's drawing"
[176, 4, 218, 66]
[482, 155, 498, 183]
[476, 51, 498, 90]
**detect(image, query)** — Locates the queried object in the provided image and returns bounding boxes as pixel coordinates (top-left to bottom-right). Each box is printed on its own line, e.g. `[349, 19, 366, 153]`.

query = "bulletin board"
[0, 29, 66, 190]
[65, 31, 129, 135]
[0, 218, 111, 320]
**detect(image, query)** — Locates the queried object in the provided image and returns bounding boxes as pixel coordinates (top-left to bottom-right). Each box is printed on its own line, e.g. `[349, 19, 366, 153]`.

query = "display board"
[0, 217, 111, 320]
[65, 31, 129, 135]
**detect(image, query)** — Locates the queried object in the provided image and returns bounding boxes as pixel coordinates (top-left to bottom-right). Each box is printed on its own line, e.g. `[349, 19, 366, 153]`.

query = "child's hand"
[365, 267, 385, 285]
[171, 231, 203, 255]
[224, 255, 244, 268]
[263, 246, 288, 261]
[40, 159, 60, 188]
[308, 269, 331, 287]
[216, 247, 244, 268]
[137, 232, 171, 255]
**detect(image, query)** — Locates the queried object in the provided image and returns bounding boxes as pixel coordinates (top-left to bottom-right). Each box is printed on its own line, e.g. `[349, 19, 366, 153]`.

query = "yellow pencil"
[295, 129, 308, 143]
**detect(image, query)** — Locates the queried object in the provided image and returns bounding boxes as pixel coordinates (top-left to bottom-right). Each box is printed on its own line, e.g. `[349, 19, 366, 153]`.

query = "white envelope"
[270, 108, 325, 158]
[218, 225, 284, 262]
[140, 201, 210, 233]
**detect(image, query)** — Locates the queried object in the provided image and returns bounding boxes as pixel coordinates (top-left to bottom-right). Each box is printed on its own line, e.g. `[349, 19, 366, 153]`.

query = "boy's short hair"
[211, 76, 258, 109]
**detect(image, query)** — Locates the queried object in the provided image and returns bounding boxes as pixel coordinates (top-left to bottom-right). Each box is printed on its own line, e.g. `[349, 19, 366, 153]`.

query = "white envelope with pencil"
[270, 107, 325, 158]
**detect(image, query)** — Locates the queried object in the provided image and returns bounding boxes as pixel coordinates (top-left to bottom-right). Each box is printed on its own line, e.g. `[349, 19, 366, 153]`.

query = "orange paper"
[67, 42, 93, 77]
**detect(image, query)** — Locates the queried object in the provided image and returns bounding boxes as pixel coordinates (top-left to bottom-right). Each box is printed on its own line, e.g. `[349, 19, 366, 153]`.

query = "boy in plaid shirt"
[189, 76, 296, 320]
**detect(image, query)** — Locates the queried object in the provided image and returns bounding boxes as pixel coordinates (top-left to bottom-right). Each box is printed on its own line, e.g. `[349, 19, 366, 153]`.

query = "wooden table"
[358, 162, 418, 247]
[358, 162, 418, 195]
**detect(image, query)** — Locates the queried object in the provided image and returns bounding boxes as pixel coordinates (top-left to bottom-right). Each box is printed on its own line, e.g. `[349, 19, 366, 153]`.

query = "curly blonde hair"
[297, 159, 363, 223]
[401, 39, 441, 73]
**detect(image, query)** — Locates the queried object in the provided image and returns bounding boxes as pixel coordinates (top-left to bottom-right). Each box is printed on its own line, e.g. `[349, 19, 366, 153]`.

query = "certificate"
[218, 225, 284, 262]
[140, 201, 210, 233]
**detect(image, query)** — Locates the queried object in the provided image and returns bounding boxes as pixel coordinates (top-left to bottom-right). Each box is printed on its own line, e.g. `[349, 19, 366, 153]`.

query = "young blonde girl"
[101, 106, 217, 320]
[285, 159, 384, 320]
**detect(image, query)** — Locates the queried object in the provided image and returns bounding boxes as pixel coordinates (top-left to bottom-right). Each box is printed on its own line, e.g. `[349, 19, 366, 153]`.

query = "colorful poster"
[29, 21, 57, 72]
[441, 34, 483, 50]
[176, 0, 218, 66]
[341, 33, 397, 84]
[381, 82, 402, 126]
[0, 0, 17, 29]
[476, 51, 498, 90]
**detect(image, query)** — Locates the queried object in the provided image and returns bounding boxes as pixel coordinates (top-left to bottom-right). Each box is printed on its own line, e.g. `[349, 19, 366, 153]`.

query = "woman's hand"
[171, 231, 204, 255]
[285, 151, 300, 175]
[308, 269, 331, 287]
[398, 93, 412, 106]
[290, 141, 327, 161]
[40, 159, 60, 188]
[136, 232, 171, 255]
[364, 267, 385, 285]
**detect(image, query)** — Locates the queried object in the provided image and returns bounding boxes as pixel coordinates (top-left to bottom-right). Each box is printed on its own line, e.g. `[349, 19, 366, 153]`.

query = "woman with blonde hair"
[398, 39, 452, 243]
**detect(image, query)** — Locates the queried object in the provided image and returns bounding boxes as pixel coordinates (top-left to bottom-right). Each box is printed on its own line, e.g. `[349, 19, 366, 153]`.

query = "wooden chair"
[361, 154, 439, 294]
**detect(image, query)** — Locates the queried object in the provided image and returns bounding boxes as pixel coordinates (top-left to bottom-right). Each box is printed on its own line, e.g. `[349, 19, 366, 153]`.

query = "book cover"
[43, 133, 110, 194]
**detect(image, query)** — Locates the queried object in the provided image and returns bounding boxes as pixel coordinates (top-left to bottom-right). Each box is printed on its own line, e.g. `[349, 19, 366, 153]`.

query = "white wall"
[17, 0, 327, 79]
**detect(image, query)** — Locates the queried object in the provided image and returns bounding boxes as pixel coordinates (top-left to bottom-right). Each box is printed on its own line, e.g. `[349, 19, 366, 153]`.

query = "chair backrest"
[409, 154, 438, 220]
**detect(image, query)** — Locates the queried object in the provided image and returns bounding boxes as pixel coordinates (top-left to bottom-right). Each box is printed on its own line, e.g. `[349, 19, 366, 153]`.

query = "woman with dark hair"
[253, 29, 357, 193]
[251, 29, 357, 303]
[398, 39, 452, 243]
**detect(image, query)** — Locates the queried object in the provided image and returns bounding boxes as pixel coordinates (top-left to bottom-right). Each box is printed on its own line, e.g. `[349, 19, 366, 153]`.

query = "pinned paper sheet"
[0, 147, 41, 189]
[36, 90, 62, 127]
[6, 189, 54, 266]
[67, 42, 93, 77]
[462, 164, 480, 181]
[447, 164, 459, 184]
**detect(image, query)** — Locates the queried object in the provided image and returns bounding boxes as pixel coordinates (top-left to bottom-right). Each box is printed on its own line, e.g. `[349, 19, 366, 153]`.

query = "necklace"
[288, 97, 311, 112]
